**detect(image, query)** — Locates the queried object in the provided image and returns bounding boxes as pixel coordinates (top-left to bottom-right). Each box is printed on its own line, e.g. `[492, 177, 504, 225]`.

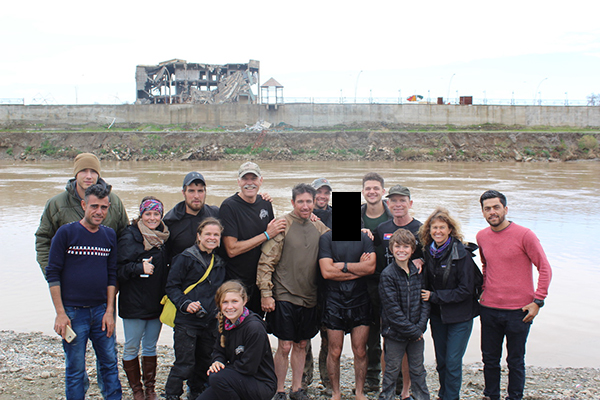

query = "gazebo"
[260, 77, 284, 109]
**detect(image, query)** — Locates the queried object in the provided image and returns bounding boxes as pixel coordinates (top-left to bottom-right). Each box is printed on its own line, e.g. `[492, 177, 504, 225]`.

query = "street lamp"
[447, 73, 456, 104]
[533, 77, 548, 105]
[354, 70, 363, 103]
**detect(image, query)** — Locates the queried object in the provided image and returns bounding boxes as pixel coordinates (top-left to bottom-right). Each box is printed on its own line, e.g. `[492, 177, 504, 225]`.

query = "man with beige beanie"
[35, 152, 129, 276]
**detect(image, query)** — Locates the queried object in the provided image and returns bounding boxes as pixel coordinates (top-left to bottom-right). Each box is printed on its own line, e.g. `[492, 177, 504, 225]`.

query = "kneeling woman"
[419, 207, 480, 400]
[198, 280, 276, 400]
[164, 218, 227, 400]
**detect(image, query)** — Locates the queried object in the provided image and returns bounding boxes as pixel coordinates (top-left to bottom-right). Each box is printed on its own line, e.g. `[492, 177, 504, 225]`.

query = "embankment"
[1, 125, 598, 162]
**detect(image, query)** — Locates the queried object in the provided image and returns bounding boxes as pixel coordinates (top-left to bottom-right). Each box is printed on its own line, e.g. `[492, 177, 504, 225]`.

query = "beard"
[487, 214, 506, 227]
[185, 200, 204, 212]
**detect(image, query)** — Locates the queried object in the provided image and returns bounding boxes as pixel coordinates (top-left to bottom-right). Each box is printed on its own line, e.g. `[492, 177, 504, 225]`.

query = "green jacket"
[35, 177, 129, 275]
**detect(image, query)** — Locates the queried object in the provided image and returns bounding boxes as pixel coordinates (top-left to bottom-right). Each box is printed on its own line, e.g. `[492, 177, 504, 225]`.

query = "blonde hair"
[214, 280, 248, 347]
[418, 207, 464, 249]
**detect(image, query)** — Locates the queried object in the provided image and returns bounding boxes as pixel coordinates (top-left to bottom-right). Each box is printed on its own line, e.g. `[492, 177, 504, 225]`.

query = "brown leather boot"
[123, 357, 145, 400]
[142, 355, 158, 400]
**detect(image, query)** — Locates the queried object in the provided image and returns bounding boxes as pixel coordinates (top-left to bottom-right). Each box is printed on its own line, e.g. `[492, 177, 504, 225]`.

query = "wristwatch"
[533, 299, 544, 308]
[341, 262, 349, 273]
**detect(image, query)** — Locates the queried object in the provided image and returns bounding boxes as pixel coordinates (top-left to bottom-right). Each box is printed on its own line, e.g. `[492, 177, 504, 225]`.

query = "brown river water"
[1, 160, 599, 367]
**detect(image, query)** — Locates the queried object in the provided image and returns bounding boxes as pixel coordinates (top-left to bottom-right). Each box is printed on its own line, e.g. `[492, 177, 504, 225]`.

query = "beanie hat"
[73, 153, 101, 177]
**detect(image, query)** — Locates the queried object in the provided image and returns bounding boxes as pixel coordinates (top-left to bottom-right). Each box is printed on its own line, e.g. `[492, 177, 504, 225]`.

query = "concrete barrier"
[1, 103, 599, 128]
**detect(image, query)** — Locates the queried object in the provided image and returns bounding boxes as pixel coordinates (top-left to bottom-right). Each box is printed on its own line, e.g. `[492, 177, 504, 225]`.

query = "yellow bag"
[160, 255, 214, 327]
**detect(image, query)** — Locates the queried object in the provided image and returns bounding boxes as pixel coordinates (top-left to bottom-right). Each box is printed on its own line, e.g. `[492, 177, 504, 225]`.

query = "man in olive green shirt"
[35, 153, 128, 275]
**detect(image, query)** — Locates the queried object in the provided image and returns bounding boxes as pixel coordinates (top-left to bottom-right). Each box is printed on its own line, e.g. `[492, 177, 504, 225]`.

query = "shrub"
[578, 135, 598, 151]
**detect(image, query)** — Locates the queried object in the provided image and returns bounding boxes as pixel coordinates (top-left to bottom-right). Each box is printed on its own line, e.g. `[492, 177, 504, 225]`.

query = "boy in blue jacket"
[378, 229, 431, 400]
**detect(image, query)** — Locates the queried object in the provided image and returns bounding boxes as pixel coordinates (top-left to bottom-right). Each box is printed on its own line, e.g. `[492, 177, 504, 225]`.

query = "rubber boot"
[123, 357, 145, 400]
[142, 355, 158, 400]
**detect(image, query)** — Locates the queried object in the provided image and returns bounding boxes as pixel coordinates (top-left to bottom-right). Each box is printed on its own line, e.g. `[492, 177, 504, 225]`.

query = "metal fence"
[283, 97, 591, 106]
[0, 98, 25, 105]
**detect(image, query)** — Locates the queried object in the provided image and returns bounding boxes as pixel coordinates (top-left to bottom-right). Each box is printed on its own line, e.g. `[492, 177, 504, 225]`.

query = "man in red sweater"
[476, 190, 552, 400]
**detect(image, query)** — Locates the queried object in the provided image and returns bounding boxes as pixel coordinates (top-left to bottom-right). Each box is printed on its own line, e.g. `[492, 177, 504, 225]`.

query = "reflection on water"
[1, 160, 599, 367]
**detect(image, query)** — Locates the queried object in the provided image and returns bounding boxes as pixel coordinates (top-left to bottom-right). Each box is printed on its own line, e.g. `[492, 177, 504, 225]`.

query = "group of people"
[37, 153, 552, 400]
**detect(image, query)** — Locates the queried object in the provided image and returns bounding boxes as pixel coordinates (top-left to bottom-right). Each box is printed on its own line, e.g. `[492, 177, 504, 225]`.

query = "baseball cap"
[183, 172, 206, 188]
[386, 185, 411, 198]
[311, 177, 332, 191]
[238, 162, 262, 178]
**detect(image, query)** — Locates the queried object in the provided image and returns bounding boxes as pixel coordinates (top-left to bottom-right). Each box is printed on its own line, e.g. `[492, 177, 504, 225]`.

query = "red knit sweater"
[476, 222, 552, 310]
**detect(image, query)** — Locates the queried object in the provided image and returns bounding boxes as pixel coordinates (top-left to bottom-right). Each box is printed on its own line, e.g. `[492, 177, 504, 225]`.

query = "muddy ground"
[1, 330, 598, 400]
[0, 123, 598, 163]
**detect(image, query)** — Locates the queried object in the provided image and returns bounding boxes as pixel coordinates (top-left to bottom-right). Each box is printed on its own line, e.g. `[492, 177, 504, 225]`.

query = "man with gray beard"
[220, 161, 286, 314]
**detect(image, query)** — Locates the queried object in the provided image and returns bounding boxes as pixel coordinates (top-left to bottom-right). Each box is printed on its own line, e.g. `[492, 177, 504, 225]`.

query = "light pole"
[447, 73, 456, 104]
[533, 77, 548, 105]
[354, 70, 363, 104]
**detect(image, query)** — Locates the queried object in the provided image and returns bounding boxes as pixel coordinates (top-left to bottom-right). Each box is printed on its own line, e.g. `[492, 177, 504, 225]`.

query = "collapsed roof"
[135, 59, 260, 104]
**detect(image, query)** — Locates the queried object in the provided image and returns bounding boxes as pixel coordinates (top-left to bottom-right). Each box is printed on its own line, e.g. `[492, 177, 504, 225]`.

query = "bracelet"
[264, 231, 270, 241]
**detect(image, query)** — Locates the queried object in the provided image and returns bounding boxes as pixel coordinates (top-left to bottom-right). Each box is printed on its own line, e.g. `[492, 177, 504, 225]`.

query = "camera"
[195, 305, 207, 318]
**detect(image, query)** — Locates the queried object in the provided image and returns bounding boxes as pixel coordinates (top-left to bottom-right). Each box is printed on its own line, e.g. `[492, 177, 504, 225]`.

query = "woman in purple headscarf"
[117, 196, 170, 400]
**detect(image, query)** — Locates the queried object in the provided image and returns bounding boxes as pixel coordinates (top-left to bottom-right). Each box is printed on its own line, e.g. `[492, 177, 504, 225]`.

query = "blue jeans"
[63, 304, 122, 400]
[430, 314, 473, 400]
[122, 318, 162, 360]
[379, 337, 430, 400]
[480, 306, 531, 400]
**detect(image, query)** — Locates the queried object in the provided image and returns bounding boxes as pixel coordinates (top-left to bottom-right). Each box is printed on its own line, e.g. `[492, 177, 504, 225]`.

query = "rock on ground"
[1, 330, 598, 399]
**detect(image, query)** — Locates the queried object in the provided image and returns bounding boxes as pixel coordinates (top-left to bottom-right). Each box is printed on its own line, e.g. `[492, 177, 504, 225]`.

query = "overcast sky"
[2, 0, 599, 105]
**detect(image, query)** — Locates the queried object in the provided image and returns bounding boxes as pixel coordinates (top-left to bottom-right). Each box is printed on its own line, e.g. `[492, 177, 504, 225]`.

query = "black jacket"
[379, 260, 430, 341]
[212, 312, 277, 391]
[165, 245, 226, 329]
[163, 201, 219, 261]
[313, 205, 333, 229]
[423, 238, 480, 324]
[117, 224, 169, 319]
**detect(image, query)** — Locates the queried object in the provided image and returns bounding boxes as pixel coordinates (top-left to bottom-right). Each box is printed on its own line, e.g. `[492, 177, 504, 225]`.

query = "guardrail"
[282, 97, 591, 106]
[0, 98, 25, 105]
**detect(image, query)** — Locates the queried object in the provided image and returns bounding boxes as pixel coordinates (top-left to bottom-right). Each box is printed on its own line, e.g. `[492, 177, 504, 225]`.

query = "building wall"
[1, 103, 599, 128]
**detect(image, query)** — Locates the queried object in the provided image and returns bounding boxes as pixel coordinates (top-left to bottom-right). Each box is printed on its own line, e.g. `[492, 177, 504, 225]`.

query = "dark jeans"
[165, 324, 216, 397]
[197, 367, 276, 400]
[379, 337, 429, 400]
[480, 306, 531, 400]
[430, 314, 473, 400]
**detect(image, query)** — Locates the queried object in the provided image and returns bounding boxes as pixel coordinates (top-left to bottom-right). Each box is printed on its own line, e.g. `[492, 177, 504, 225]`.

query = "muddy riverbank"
[1, 330, 598, 400]
[0, 123, 598, 162]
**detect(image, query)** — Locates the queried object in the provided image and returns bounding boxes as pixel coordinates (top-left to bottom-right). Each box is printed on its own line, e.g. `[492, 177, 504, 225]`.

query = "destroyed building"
[135, 59, 260, 104]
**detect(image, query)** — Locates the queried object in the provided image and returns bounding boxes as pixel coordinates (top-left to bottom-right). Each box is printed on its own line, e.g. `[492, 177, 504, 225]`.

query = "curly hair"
[214, 280, 248, 348]
[419, 207, 464, 249]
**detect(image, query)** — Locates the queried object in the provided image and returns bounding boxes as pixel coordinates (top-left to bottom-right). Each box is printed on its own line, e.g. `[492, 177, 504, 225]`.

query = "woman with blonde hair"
[197, 280, 276, 400]
[419, 207, 479, 400]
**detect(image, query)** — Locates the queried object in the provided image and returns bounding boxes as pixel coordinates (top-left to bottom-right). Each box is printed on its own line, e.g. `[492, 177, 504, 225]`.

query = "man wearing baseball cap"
[220, 161, 286, 314]
[311, 177, 333, 229]
[373, 184, 424, 400]
[163, 171, 220, 259]
[35, 153, 129, 276]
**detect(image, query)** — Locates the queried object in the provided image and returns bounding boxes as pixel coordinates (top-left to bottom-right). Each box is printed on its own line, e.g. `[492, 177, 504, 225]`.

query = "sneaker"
[273, 392, 287, 400]
[289, 388, 311, 400]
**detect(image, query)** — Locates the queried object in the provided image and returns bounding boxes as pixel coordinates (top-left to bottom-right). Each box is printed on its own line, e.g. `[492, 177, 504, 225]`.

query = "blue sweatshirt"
[46, 221, 117, 307]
